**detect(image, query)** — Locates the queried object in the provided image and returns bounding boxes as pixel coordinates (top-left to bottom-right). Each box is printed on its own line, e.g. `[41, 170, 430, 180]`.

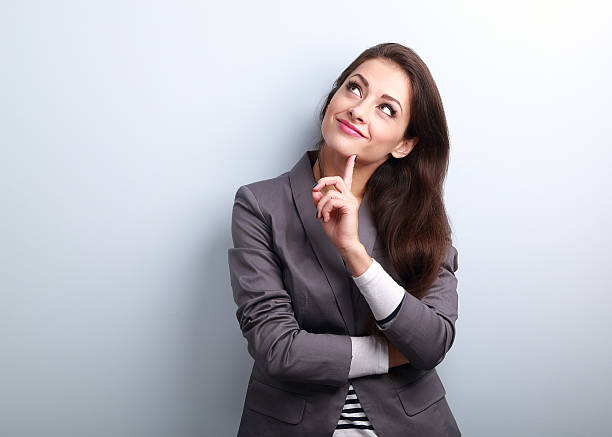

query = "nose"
[348, 106, 365, 123]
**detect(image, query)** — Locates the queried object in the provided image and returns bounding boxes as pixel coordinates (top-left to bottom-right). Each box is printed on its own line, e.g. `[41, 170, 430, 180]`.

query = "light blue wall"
[2, 1, 611, 436]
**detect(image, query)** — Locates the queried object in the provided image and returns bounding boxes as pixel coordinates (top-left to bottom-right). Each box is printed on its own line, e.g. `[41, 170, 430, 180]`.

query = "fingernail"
[312, 182, 317, 188]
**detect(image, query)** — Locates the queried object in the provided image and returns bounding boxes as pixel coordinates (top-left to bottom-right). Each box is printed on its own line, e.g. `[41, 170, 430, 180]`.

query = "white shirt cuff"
[348, 335, 389, 379]
[352, 258, 406, 322]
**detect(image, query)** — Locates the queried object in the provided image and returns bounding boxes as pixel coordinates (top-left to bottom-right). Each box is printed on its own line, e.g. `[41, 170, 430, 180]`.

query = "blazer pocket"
[396, 370, 447, 417]
[246, 378, 307, 425]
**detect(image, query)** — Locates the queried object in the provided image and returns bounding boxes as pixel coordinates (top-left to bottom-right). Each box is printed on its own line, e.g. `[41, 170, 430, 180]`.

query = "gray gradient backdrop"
[2, 1, 611, 436]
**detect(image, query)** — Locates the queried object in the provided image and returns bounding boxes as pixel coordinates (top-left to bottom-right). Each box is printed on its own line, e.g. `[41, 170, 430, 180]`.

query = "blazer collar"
[289, 149, 379, 334]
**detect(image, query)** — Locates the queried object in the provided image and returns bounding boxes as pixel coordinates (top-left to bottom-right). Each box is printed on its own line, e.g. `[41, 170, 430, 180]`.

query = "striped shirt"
[333, 383, 378, 436]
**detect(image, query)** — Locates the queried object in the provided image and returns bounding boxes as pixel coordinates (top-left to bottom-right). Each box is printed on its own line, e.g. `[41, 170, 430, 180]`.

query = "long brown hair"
[313, 43, 453, 331]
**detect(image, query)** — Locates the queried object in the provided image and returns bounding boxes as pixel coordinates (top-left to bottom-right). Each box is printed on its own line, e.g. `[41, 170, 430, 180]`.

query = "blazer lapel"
[289, 150, 379, 335]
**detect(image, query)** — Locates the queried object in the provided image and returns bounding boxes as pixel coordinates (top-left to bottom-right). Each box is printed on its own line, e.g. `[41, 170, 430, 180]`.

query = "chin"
[321, 131, 352, 155]
[327, 145, 361, 163]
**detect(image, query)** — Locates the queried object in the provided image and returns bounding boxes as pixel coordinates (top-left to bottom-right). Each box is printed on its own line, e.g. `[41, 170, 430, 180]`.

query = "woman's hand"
[312, 154, 360, 253]
[387, 338, 411, 368]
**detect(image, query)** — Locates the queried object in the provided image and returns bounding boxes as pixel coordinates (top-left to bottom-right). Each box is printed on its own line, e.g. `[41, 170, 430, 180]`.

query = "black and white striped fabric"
[332, 383, 379, 436]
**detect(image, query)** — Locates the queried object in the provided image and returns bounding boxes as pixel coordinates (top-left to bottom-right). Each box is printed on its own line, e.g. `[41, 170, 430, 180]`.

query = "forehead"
[350, 58, 411, 106]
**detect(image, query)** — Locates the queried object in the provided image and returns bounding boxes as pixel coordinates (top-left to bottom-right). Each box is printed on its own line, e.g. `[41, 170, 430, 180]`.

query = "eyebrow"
[350, 73, 403, 114]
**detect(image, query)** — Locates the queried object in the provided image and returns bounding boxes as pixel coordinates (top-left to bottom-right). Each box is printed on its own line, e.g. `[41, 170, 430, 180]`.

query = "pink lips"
[337, 120, 364, 138]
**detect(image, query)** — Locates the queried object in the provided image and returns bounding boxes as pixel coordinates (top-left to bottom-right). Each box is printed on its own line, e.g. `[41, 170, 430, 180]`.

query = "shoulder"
[443, 244, 459, 273]
[241, 171, 290, 201]
[233, 171, 292, 221]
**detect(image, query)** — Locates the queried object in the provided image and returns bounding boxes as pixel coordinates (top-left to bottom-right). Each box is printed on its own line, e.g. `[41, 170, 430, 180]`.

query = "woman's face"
[321, 57, 417, 165]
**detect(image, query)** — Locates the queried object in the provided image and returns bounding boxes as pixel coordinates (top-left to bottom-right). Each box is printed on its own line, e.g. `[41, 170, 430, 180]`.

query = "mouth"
[337, 118, 365, 138]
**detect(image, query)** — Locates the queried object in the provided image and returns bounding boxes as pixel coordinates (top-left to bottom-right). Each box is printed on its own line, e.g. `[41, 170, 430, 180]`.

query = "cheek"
[327, 94, 348, 114]
[324, 103, 340, 126]
[370, 123, 401, 141]
[325, 100, 339, 116]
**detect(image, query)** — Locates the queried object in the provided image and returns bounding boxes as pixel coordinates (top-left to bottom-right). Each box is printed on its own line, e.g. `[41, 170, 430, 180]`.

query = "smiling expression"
[321, 57, 417, 163]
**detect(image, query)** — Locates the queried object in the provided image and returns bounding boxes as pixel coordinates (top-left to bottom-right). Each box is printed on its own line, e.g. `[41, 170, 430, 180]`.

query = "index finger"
[343, 154, 357, 190]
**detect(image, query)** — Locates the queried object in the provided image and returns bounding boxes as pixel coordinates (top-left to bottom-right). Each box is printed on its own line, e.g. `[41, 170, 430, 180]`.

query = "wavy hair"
[313, 43, 453, 332]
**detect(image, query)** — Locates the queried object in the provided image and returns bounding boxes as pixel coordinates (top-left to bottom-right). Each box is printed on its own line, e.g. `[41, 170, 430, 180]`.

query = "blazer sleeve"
[227, 185, 352, 387]
[377, 244, 459, 370]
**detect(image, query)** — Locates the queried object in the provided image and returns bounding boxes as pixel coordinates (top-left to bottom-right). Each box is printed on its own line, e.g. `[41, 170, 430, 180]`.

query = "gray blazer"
[228, 149, 461, 436]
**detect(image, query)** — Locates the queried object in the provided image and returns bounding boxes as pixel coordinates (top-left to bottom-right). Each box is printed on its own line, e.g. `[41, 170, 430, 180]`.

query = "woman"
[228, 42, 460, 436]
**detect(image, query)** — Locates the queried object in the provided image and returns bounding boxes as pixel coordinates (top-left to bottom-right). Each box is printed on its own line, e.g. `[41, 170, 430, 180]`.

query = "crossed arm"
[228, 185, 459, 387]
[348, 258, 409, 378]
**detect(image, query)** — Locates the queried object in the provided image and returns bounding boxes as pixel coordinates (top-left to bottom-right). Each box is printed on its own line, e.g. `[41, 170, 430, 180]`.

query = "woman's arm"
[348, 335, 388, 378]
[348, 304, 411, 379]
[229, 185, 354, 387]
[344, 244, 459, 370]
[349, 268, 412, 375]
[351, 254, 406, 323]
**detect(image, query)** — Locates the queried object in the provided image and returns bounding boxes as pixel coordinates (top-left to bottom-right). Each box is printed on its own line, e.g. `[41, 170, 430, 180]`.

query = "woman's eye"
[380, 104, 396, 117]
[347, 81, 361, 97]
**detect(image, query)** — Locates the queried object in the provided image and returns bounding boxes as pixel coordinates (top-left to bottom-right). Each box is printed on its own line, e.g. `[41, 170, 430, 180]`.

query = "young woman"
[228, 42, 461, 436]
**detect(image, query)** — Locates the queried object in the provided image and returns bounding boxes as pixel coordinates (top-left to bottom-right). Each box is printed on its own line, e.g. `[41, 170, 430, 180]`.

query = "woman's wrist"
[339, 241, 372, 277]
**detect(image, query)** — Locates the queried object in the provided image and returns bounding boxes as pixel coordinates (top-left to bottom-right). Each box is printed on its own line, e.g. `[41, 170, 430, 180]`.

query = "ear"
[390, 137, 419, 159]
